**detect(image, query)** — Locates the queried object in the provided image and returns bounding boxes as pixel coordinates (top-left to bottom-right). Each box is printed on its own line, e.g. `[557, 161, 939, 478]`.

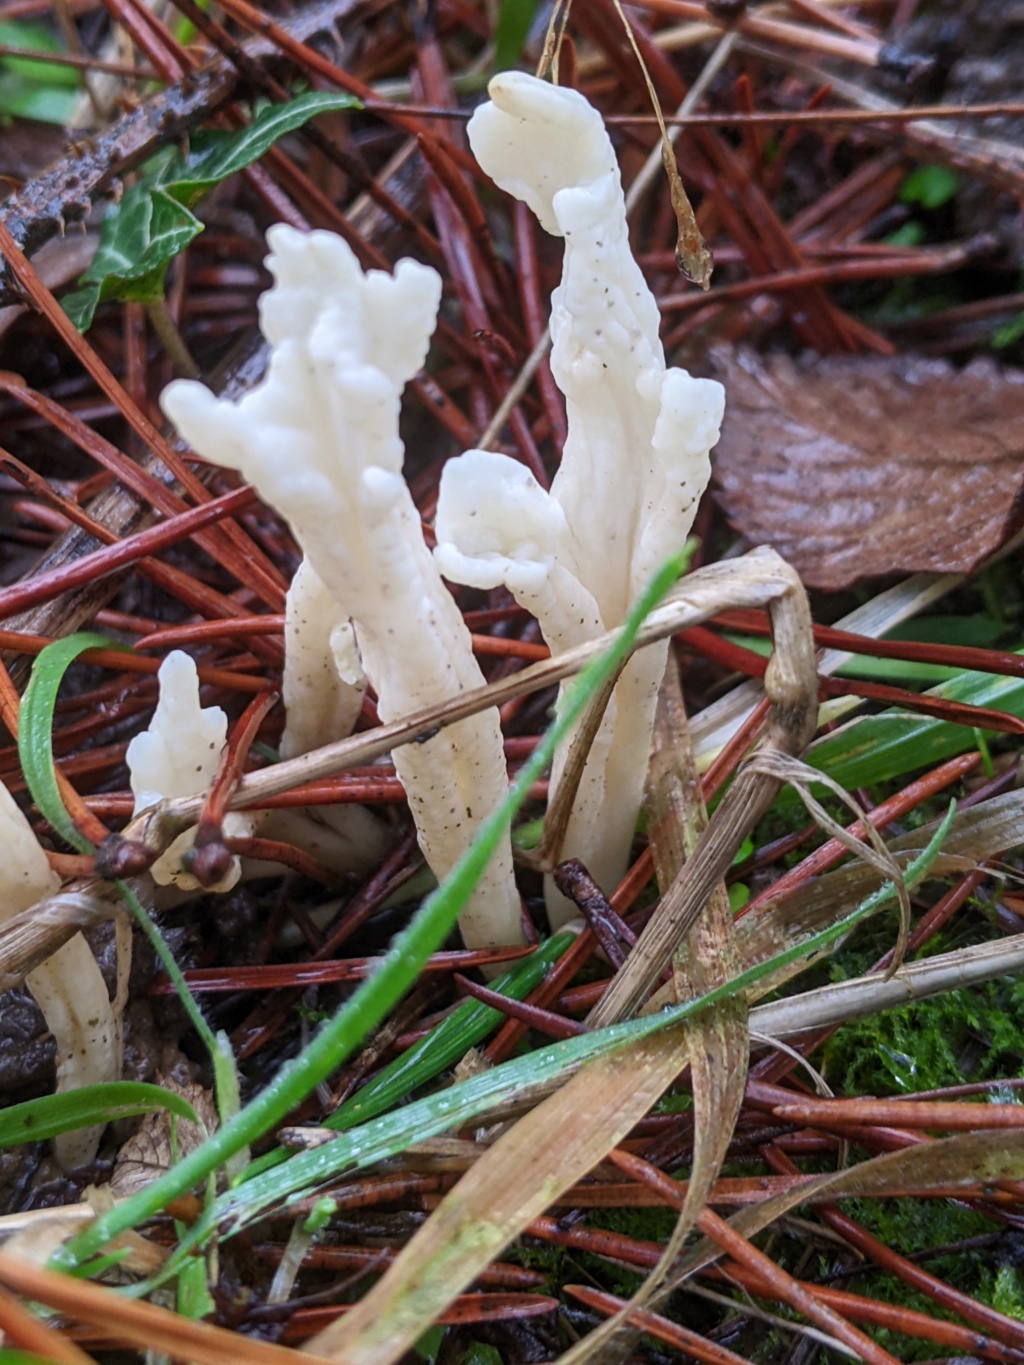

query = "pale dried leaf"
[110, 1076, 216, 1198]
[305, 1021, 695, 1365]
[712, 349, 1024, 589]
[735, 788, 1024, 1000]
[668, 1127, 1024, 1293]
[558, 665, 748, 1363]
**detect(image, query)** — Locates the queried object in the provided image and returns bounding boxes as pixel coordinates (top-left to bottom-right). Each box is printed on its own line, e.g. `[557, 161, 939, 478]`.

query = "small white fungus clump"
[126, 650, 241, 891]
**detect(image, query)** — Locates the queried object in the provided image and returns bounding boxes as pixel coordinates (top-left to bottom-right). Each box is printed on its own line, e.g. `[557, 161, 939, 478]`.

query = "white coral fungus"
[126, 650, 241, 891]
[435, 73, 725, 926]
[161, 228, 521, 950]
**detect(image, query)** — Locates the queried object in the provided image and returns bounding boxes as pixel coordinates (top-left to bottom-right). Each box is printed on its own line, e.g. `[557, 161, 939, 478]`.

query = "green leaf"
[459, 1346, 504, 1365]
[993, 311, 1024, 351]
[808, 652, 1024, 791]
[88, 183, 201, 285]
[415, 1327, 446, 1362]
[0, 19, 79, 123]
[882, 221, 924, 249]
[166, 91, 361, 208]
[494, 0, 539, 70]
[63, 91, 361, 331]
[0, 1083, 199, 1148]
[176, 1252, 216, 1321]
[18, 632, 121, 852]
[60, 283, 103, 333]
[727, 882, 749, 913]
[899, 164, 959, 210]
[0, 71, 77, 123]
[66, 182, 202, 330]
[0, 19, 79, 84]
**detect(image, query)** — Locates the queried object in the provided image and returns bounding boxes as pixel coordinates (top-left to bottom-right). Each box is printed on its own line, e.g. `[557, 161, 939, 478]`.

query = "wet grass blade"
[18, 632, 116, 853]
[810, 654, 1024, 790]
[18, 636, 239, 1141]
[0, 1083, 199, 1148]
[242, 929, 576, 1181]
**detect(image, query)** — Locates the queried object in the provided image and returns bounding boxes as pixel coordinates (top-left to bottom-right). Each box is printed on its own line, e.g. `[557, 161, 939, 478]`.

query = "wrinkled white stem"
[280, 557, 365, 761]
[0, 783, 118, 1168]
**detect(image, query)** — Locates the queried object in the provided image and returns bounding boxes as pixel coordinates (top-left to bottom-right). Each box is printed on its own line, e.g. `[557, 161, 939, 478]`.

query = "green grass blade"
[17, 635, 240, 1138]
[55, 547, 693, 1270]
[18, 632, 118, 853]
[0, 1083, 199, 1148]
[240, 928, 576, 1181]
[115, 881, 239, 1132]
[810, 656, 1024, 790]
[326, 929, 576, 1131]
[0, 1351, 75, 1365]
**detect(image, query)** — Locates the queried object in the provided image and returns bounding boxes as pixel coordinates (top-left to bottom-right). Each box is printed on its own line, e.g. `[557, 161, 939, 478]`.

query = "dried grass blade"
[588, 554, 817, 1023]
[735, 788, 1024, 1001]
[0, 1278, 96, 1365]
[609, 0, 711, 286]
[305, 1018, 696, 1365]
[556, 660, 748, 1363]
[674, 1127, 1024, 1290]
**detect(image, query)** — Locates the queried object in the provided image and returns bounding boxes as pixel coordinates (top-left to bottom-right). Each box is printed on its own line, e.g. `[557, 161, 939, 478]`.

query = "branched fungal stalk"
[161, 227, 522, 950]
[435, 72, 725, 926]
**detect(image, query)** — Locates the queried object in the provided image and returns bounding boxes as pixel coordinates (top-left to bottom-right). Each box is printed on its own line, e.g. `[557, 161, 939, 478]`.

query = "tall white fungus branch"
[161, 227, 522, 950]
[0, 783, 119, 1169]
[435, 73, 725, 927]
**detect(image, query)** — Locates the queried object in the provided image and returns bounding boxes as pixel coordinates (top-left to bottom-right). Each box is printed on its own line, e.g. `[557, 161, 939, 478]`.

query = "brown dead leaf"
[711, 349, 1024, 589]
[110, 1075, 216, 1198]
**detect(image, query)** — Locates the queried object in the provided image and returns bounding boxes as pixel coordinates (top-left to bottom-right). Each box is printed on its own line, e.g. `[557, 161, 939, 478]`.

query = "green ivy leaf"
[166, 91, 360, 206]
[63, 90, 361, 331]
[0, 1082, 200, 1148]
[60, 282, 103, 333]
